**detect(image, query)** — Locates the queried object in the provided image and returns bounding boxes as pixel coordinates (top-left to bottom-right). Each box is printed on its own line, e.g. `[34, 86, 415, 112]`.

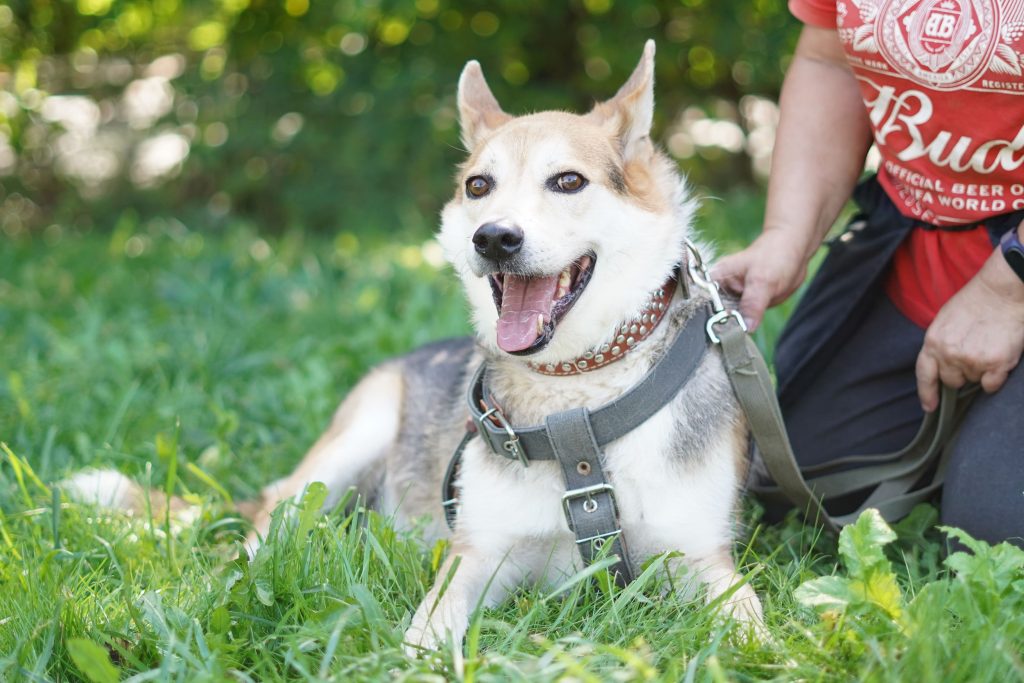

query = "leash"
[684, 241, 977, 534]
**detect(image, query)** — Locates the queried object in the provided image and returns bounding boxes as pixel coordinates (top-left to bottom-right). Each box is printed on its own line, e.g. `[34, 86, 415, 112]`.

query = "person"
[713, 0, 1024, 545]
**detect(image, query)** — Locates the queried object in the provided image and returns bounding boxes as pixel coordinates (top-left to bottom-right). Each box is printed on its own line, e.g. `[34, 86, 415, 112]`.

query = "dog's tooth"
[559, 269, 571, 288]
[536, 314, 544, 335]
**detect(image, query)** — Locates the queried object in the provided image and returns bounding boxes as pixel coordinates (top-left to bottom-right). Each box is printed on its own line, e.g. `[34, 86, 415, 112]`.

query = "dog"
[67, 41, 763, 651]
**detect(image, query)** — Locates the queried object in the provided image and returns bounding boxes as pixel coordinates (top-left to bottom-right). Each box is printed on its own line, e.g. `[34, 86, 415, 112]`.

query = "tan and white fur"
[68, 41, 762, 652]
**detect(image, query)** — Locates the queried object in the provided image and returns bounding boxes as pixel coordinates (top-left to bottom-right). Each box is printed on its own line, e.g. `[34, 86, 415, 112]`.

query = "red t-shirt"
[790, 0, 1024, 327]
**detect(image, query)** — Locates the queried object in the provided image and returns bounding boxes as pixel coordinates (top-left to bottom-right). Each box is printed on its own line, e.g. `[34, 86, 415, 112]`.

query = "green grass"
[2, 206, 1023, 681]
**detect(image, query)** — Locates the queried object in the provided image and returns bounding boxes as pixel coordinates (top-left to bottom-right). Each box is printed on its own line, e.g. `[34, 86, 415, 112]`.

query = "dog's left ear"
[458, 61, 511, 152]
[589, 40, 655, 160]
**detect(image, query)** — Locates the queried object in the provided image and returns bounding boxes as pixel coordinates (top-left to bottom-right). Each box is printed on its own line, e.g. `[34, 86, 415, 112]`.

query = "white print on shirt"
[863, 78, 1024, 172]
[837, 0, 1024, 93]
[884, 158, 1024, 221]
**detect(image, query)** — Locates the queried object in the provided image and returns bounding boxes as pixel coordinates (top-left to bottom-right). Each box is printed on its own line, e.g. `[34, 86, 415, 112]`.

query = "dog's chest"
[454, 385, 741, 564]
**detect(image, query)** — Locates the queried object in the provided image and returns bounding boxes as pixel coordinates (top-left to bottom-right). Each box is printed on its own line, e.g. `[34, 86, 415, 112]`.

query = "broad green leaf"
[210, 606, 231, 634]
[838, 508, 897, 578]
[795, 575, 855, 611]
[942, 526, 1024, 595]
[66, 637, 119, 683]
[854, 570, 904, 622]
[295, 481, 328, 543]
[254, 577, 275, 606]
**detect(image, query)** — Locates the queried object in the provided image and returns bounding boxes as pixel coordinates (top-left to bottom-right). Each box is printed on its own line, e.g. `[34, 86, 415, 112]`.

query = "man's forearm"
[764, 27, 873, 265]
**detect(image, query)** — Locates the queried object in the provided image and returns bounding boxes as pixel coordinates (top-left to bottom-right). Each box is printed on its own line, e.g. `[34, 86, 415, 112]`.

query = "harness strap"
[546, 407, 635, 584]
[468, 306, 712, 462]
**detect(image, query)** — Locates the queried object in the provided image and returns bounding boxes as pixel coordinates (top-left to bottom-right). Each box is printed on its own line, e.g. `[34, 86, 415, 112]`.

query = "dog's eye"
[466, 175, 492, 198]
[551, 172, 587, 193]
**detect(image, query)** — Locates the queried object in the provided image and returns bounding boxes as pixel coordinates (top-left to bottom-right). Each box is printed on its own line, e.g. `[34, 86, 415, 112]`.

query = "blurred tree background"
[0, 0, 799, 239]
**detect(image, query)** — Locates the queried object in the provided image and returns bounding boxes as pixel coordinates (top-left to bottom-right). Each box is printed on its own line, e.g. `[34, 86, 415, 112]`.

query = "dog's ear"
[589, 40, 655, 160]
[458, 61, 511, 152]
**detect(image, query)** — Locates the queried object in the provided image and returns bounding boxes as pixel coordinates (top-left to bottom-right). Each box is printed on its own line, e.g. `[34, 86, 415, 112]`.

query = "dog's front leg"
[404, 539, 513, 654]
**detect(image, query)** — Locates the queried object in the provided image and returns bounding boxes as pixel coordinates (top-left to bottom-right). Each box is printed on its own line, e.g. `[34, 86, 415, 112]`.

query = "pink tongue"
[497, 274, 559, 352]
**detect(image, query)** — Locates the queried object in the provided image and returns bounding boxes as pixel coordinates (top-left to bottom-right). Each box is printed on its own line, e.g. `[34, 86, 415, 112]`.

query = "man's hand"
[712, 229, 810, 331]
[916, 231, 1024, 412]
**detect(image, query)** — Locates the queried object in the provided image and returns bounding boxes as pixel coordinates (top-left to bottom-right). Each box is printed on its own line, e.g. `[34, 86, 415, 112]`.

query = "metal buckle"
[561, 483, 618, 532]
[478, 407, 529, 467]
[706, 309, 747, 344]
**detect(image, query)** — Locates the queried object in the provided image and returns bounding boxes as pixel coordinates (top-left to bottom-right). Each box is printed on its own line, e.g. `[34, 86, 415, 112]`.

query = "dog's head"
[439, 41, 695, 364]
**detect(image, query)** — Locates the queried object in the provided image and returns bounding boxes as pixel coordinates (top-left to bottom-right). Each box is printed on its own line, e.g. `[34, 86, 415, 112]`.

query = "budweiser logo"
[863, 78, 1024, 172]
[877, 0, 1000, 89]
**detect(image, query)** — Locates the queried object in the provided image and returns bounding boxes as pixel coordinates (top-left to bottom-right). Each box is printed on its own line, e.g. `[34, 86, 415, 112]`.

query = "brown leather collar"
[529, 274, 678, 376]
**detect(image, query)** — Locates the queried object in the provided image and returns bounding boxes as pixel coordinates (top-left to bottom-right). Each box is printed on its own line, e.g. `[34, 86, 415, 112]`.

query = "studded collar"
[528, 273, 678, 376]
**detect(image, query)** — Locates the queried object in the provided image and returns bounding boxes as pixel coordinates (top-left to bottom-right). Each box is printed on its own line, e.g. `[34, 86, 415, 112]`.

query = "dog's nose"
[472, 223, 523, 262]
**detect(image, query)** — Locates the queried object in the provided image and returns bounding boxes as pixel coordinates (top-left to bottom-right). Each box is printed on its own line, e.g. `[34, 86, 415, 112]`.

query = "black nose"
[472, 223, 523, 262]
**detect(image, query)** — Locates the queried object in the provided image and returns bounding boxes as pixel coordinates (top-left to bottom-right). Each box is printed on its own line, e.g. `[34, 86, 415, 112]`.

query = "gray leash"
[683, 242, 977, 533]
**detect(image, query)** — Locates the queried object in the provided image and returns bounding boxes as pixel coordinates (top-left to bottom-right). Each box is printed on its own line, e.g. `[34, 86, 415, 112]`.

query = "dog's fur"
[67, 41, 762, 651]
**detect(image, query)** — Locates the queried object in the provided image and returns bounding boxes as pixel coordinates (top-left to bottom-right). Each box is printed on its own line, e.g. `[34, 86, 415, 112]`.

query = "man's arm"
[713, 26, 873, 330]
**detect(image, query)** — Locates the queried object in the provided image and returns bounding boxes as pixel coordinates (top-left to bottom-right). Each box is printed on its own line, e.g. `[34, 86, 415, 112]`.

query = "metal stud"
[562, 363, 573, 372]
[639, 325, 647, 335]
[577, 359, 588, 369]
[657, 303, 665, 311]
[616, 335, 625, 344]
[620, 324, 630, 333]
[599, 343, 610, 353]
[545, 363, 555, 372]
[583, 351, 594, 360]
[627, 336, 635, 345]
[595, 353, 605, 363]
[629, 324, 639, 335]
[611, 346, 621, 355]
[641, 314, 650, 324]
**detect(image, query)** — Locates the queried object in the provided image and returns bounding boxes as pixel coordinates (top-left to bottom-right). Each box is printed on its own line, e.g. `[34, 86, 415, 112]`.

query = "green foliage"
[66, 638, 120, 683]
[2, 225, 1022, 680]
[795, 509, 1024, 682]
[0, 0, 797, 236]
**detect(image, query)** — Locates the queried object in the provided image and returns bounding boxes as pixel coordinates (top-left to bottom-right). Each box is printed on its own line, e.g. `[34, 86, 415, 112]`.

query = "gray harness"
[441, 281, 712, 586]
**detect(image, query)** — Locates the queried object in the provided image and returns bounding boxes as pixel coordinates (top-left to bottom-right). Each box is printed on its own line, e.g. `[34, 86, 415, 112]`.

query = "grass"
[2, 202, 1023, 681]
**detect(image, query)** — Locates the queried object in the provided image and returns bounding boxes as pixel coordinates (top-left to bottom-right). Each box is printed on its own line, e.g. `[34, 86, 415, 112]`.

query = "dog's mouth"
[488, 252, 595, 355]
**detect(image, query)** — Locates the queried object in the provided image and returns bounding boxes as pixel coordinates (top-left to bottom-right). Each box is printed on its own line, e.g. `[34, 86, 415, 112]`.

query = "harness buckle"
[478, 407, 529, 467]
[706, 309, 747, 344]
[561, 483, 618, 534]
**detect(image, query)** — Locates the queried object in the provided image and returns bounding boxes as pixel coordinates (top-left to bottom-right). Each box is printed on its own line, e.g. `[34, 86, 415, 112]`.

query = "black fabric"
[775, 179, 914, 405]
[769, 176, 1024, 545]
[775, 176, 1024, 405]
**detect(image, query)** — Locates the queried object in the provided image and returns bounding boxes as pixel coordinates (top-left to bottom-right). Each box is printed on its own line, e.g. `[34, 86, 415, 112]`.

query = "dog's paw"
[403, 600, 469, 657]
[402, 623, 443, 658]
[718, 584, 770, 643]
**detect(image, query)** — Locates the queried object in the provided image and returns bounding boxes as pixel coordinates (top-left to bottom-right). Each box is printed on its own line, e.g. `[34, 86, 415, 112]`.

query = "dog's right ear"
[588, 40, 656, 161]
[458, 61, 511, 152]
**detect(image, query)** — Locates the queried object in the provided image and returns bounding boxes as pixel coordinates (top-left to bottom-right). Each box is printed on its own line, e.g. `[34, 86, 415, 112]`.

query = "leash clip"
[478, 407, 529, 467]
[706, 309, 747, 344]
[684, 239, 747, 343]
